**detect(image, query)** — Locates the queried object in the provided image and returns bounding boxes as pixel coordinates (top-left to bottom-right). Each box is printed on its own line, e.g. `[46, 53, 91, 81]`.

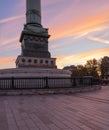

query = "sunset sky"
[0, 0, 109, 69]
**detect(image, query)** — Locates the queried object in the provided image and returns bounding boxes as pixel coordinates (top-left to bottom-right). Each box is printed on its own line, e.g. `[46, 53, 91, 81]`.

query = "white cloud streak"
[88, 36, 109, 44]
[0, 15, 24, 24]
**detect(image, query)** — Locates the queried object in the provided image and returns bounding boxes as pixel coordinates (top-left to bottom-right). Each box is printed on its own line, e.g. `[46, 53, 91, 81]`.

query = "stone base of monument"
[0, 68, 72, 89]
[16, 56, 57, 68]
[0, 68, 71, 77]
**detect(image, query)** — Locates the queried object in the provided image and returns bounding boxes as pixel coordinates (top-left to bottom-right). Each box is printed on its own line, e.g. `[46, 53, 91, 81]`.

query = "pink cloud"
[49, 10, 109, 41]
[0, 15, 24, 24]
[0, 37, 19, 46]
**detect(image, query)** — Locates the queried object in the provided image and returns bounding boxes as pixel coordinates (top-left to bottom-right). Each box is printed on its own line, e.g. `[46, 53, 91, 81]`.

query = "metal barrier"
[0, 77, 100, 90]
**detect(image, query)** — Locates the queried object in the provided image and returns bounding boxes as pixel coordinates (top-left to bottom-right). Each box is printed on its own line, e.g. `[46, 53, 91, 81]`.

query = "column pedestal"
[16, 56, 57, 68]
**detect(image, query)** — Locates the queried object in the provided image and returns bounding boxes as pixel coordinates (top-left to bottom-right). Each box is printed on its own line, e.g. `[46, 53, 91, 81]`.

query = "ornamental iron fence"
[0, 77, 100, 90]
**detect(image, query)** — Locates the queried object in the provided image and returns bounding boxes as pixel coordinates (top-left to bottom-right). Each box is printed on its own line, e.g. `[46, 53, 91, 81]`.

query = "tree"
[76, 65, 88, 77]
[63, 57, 109, 78]
[63, 65, 88, 77]
[85, 58, 99, 78]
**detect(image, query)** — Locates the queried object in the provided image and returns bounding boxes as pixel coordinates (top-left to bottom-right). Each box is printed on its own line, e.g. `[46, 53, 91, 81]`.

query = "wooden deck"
[0, 86, 109, 130]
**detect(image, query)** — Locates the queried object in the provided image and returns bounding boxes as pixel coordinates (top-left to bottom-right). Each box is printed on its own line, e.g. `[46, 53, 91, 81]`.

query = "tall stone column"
[16, 0, 57, 68]
[26, 0, 41, 25]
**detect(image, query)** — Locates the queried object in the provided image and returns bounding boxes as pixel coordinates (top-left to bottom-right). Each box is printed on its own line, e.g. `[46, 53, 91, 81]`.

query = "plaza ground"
[0, 86, 109, 130]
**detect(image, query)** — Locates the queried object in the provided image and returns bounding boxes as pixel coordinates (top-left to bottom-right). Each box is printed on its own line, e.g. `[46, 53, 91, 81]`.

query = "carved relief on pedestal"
[23, 35, 48, 43]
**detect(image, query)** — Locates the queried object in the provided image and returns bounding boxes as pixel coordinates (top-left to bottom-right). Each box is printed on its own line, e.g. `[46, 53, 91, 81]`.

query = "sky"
[0, 0, 109, 69]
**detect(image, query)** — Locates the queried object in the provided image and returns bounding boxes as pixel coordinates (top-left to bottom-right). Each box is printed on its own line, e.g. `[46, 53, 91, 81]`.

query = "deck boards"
[0, 86, 109, 130]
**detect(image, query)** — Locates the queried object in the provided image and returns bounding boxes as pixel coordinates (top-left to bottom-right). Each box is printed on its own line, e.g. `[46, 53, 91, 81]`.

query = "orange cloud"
[0, 57, 16, 65]
[50, 11, 109, 41]
[57, 47, 109, 68]
[0, 57, 16, 69]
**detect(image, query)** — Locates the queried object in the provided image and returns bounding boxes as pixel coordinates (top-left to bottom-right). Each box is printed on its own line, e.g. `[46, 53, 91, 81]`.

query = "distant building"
[63, 65, 76, 71]
[63, 65, 79, 77]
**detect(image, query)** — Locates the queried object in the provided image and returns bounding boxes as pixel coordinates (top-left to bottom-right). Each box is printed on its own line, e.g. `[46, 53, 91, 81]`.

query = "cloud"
[0, 57, 16, 70]
[88, 36, 109, 44]
[0, 57, 16, 64]
[0, 15, 24, 24]
[0, 37, 19, 46]
[50, 11, 109, 41]
[0, 15, 24, 51]
[57, 47, 109, 68]
[0, 57, 16, 69]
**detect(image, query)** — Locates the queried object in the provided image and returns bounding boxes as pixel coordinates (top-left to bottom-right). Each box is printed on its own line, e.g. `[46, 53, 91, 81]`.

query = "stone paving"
[0, 86, 109, 130]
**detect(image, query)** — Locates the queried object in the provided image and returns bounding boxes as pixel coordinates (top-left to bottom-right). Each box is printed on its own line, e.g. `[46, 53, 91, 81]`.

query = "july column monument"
[0, 0, 71, 78]
[16, 0, 56, 68]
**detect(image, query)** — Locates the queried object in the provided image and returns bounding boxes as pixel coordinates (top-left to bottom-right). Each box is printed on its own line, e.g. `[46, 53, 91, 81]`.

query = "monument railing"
[0, 77, 100, 90]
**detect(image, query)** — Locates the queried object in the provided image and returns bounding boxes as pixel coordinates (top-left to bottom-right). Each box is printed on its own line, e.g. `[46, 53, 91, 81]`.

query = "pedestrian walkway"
[0, 86, 109, 130]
